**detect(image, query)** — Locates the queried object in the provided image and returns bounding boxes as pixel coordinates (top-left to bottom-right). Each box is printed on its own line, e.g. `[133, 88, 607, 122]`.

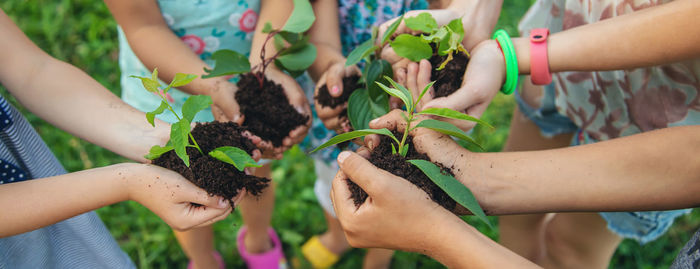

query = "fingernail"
[233, 115, 240, 122]
[218, 197, 228, 208]
[331, 86, 340, 94]
[337, 151, 350, 163]
[367, 140, 374, 149]
[295, 106, 305, 115]
[370, 118, 380, 125]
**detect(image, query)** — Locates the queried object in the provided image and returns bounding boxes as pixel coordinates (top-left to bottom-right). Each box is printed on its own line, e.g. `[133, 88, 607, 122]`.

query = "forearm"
[455, 0, 503, 46]
[0, 164, 135, 237]
[471, 126, 700, 214]
[308, 0, 344, 81]
[512, 0, 700, 74]
[250, 0, 294, 66]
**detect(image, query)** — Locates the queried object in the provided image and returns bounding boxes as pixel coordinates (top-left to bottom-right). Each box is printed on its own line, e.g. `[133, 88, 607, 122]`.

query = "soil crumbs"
[429, 51, 469, 98]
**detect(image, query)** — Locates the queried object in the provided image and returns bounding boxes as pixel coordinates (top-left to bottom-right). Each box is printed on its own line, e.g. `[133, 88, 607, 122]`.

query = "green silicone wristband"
[492, 29, 518, 95]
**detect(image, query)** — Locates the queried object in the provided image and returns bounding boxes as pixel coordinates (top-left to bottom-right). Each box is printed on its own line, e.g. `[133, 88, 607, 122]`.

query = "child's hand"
[257, 69, 312, 159]
[207, 79, 245, 124]
[330, 150, 461, 252]
[314, 61, 361, 133]
[125, 163, 240, 231]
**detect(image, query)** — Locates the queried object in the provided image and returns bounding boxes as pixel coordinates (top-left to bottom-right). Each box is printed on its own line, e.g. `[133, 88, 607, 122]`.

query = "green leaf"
[365, 59, 393, 101]
[182, 95, 213, 123]
[381, 15, 403, 45]
[415, 81, 436, 106]
[282, 0, 315, 33]
[390, 34, 432, 62]
[414, 119, 484, 151]
[262, 22, 273, 33]
[281, 34, 310, 54]
[391, 143, 397, 154]
[151, 68, 159, 81]
[347, 89, 388, 130]
[376, 81, 412, 113]
[422, 27, 448, 43]
[417, 108, 493, 129]
[130, 75, 160, 93]
[446, 18, 465, 37]
[400, 143, 409, 157]
[407, 159, 491, 228]
[311, 128, 398, 153]
[274, 34, 286, 52]
[345, 39, 377, 67]
[404, 13, 438, 33]
[202, 49, 251, 78]
[209, 146, 261, 171]
[171, 119, 192, 167]
[385, 75, 414, 111]
[169, 73, 197, 90]
[147, 101, 169, 127]
[275, 43, 316, 71]
[144, 145, 174, 160]
[278, 31, 302, 45]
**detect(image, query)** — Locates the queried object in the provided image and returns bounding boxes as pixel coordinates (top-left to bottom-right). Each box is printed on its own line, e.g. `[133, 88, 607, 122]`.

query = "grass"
[2, 0, 698, 268]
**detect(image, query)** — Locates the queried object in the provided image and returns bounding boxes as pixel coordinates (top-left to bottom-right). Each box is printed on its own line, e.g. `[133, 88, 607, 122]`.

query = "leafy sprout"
[202, 0, 316, 86]
[311, 76, 492, 227]
[390, 12, 469, 70]
[131, 69, 260, 171]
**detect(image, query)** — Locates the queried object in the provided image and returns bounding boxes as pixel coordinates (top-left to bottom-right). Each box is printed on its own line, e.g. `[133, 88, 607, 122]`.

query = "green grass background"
[2, 0, 698, 268]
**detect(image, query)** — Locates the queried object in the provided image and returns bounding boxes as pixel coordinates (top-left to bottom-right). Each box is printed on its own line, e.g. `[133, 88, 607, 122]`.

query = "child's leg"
[362, 248, 394, 269]
[239, 163, 275, 253]
[319, 211, 351, 254]
[174, 227, 219, 269]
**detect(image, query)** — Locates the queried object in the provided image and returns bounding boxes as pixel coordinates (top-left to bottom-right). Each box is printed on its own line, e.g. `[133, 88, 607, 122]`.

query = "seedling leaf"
[169, 73, 198, 88]
[311, 128, 398, 153]
[346, 39, 377, 67]
[376, 82, 412, 113]
[417, 108, 493, 128]
[385, 76, 414, 111]
[390, 34, 432, 62]
[275, 43, 317, 71]
[130, 75, 160, 93]
[407, 159, 491, 228]
[171, 119, 191, 167]
[365, 59, 393, 101]
[381, 15, 404, 45]
[147, 101, 169, 127]
[209, 146, 262, 171]
[182, 95, 213, 123]
[415, 81, 436, 106]
[145, 145, 174, 160]
[400, 144, 409, 157]
[262, 22, 273, 33]
[282, 0, 315, 33]
[348, 89, 387, 130]
[415, 119, 484, 151]
[404, 13, 438, 33]
[202, 49, 251, 78]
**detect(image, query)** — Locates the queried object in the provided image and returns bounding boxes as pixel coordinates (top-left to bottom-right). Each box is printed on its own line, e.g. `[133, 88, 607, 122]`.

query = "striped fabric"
[0, 96, 135, 269]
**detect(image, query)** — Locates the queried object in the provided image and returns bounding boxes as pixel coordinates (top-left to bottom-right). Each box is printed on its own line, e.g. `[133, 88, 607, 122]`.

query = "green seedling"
[131, 69, 260, 171]
[390, 12, 468, 70]
[312, 76, 493, 228]
[202, 0, 316, 86]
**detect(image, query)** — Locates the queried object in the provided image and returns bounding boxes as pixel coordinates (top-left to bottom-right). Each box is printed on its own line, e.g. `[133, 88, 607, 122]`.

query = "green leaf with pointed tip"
[407, 159, 491, 228]
[182, 95, 213, 123]
[446, 18, 465, 38]
[365, 59, 393, 101]
[385, 76, 413, 111]
[202, 49, 251, 78]
[391, 143, 397, 154]
[346, 39, 377, 67]
[415, 81, 436, 106]
[147, 101, 169, 127]
[275, 43, 316, 71]
[417, 108, 493, 129]
[130, 75, 161, 93]
[381, 15, 404, 45]
[171, 119, 191, 167]
[311, 128, 398, 153]
[169, 73, 198, 90]
[262, 22, 273, 33]
[145, 145, 174, 160]
[281, 34, 310, 54]
[282, 0, 315, 33]
[348, 89, 388, 130]
[376, 81, 411, 113]
[151, 68, 159, 81]
[400, 143, 409, 157]
[405, 13, 438, 33]
[278, 31, 302, 45]
[422, 27, 448, 43]
[274, 34, 286, 52]
[209, 146, 261, 171]
[415, 119, 484, 151]
[390, 34, 433, 62]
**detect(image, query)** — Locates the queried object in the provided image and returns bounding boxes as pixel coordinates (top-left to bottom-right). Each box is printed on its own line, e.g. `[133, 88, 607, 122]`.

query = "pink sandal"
[187, 251, 225, 269]
[237, 226, 287, 269]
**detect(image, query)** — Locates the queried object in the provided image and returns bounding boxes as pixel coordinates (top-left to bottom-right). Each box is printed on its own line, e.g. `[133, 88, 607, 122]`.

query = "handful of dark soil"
[346, 132, 457, 211]
[315, 75, 363, 108]
[429, 51, 469, 98]
[236, 72, 309, 147]
[152, 121, 269, 202]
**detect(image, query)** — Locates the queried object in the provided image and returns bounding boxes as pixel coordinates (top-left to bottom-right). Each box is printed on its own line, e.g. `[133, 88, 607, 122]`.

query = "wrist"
[512, 37, 531, 74]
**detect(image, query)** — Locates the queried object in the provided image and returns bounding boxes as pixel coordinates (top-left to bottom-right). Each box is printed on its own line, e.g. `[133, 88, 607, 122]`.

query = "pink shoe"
[187, 251, 225, 269]
[237, 226, 288, 269]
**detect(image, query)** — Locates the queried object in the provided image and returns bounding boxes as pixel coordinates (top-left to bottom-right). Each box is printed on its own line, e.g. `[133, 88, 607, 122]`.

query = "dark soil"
[315, 75, 363, 108]
[429, 51, 469, 98]
[236, 72, 309, 147]
[152, 121, 269, 203]
[346, 132, 457, 211]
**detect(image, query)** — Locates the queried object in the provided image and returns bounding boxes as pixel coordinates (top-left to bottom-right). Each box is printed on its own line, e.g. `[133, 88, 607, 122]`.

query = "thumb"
[173, 205, 231, 231]
[179, 183, 230, 209]
[336, 151, 400, 197]
[327, 65, 345, 97]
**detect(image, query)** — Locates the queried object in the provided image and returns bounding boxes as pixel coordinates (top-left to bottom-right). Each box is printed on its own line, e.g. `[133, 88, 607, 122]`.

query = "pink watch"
[529, 28, 552, 85]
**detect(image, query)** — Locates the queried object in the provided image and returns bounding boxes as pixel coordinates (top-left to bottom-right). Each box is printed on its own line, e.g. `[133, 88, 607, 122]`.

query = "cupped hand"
[314, 61, 361, 133]
[330, 150, 461, 252]
[125, 163, 241, 231]
[256, 69, 312, 159]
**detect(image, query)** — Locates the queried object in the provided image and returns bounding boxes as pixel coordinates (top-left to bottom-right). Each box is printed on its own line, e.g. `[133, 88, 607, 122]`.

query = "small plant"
[131, 69, 260, 171]
[389, 12, 468, 70]
[342, 16, 405, 131]
[312, 76, 493, 227]
[202, 0, 316, 82]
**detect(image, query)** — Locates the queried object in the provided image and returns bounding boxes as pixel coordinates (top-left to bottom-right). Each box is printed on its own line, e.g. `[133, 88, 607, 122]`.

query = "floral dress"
[519, 0, 698, 243]
[118, 0, 260, 123]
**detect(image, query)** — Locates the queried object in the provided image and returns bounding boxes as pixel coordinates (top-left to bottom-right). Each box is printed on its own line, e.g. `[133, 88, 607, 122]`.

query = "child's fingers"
[406, 62, 419, 99]
[191, 209, 232, 230]
[330, 170, 356, 219]
[177, 205, 231, 231]
[336, 151, 402, 197]
[368, 109, 407, 132]
[417, 59, 434, 109]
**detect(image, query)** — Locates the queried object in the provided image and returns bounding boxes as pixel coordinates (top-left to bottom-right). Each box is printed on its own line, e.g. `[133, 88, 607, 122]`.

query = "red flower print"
[181, 35, 205, 55]
[239, 9, 258, 33]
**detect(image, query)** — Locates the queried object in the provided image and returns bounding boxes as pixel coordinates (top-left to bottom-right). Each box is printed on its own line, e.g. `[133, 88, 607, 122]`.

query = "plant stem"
[156, 92, 204, 155]
[398, 112, 413, 156]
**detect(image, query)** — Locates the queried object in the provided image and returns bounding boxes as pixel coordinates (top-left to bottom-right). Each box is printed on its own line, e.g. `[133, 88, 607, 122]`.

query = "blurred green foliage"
[1, 0, 697, 268]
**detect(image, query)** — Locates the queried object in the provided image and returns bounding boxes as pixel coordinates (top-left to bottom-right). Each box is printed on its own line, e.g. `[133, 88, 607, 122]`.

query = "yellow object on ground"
[301, 236, 340, 269]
